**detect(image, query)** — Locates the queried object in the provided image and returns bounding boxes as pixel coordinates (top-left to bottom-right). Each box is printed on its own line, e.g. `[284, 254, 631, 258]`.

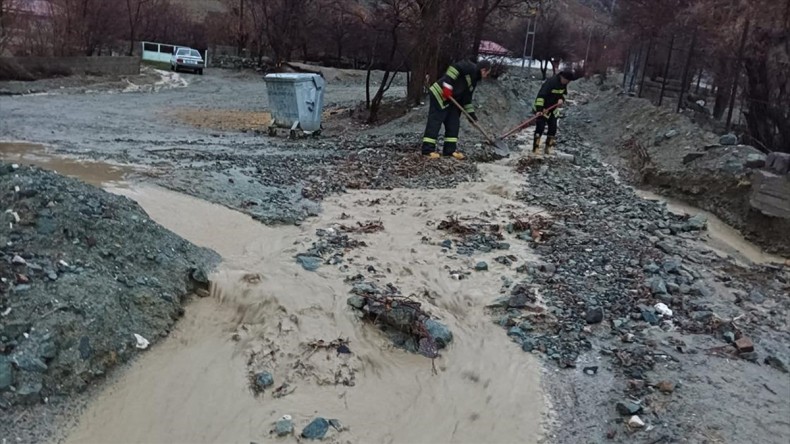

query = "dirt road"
[0, 68, 404, 155]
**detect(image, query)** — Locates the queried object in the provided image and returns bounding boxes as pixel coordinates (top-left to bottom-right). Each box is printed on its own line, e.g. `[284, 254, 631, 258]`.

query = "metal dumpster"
[263, 73, 325, 133]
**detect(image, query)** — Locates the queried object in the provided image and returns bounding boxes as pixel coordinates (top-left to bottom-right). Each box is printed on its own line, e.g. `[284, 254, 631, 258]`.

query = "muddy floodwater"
[44, 157, 549, 443]
[635, 189, 786, 266]
[0, 142, 136, 187]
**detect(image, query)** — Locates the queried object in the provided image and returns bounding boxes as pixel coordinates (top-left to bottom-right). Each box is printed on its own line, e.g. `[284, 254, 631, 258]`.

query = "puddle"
[0, 142, 136, 187]
[64, 163, 547, 444]
[635, 189, 785, 265]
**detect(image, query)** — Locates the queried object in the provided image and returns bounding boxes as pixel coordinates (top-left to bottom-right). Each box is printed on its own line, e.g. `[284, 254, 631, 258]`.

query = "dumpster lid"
[264, 73, 322, 82]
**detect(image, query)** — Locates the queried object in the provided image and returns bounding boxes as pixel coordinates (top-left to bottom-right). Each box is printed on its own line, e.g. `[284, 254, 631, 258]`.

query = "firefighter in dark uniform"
[422, 59, 492, 159]
[532, 70, 578, 156]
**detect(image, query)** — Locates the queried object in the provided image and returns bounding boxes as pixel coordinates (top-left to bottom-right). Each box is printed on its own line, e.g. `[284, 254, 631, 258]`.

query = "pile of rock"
[0, 163, 218, 410]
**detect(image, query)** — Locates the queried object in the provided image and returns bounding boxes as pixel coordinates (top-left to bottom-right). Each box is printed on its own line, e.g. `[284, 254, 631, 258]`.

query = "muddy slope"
[571, 86, 790, 256]
[0, 163, 218, 441]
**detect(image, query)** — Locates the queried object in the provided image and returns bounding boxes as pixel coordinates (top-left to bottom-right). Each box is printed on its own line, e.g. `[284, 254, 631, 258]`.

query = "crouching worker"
[421, 59, 492, 159]
[533, 70, 579, 156]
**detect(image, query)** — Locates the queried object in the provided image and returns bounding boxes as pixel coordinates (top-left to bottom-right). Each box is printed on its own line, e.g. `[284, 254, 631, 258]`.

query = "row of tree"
[1, 0, 603, 96]
[615, 0, 789, 152]
[0, 0, 202, 57]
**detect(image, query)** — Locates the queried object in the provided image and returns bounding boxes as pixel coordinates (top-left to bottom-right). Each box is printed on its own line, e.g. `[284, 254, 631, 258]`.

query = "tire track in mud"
[64, 160, 550, 443]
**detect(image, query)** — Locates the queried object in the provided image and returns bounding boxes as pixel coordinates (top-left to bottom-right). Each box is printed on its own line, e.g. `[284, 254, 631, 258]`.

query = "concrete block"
[750, 170, 790, 218]
[766, 152, 790, 175]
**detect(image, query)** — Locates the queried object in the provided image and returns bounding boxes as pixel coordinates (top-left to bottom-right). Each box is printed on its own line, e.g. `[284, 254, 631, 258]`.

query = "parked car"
[170, 47, 204, 75]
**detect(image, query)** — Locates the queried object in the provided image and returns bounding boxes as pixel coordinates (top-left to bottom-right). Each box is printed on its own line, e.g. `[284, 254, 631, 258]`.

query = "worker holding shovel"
[532, 70, 579, 157]
[421, 59, 492, 160]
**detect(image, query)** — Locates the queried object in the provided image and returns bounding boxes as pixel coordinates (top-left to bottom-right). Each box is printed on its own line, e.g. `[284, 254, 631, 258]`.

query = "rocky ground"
[577, 88, 790, 256]
[0, 163, 218, 440]
[0, 65, 788, 443]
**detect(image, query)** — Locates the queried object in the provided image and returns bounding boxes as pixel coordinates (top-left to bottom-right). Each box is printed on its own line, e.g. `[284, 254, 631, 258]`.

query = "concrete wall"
[0, 56, 140, 77]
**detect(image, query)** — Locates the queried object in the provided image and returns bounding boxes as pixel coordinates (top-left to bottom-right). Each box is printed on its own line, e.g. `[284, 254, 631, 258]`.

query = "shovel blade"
[492, 140, 509, 158]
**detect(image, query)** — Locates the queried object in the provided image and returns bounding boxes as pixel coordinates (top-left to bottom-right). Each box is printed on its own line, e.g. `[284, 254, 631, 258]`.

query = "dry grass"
[167, 108, 272, 132]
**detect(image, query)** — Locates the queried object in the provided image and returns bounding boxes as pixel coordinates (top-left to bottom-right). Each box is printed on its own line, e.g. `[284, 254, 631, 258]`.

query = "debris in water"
[296, 255, 322, 271]
[274, 415, 294, 436]
[437, 216, 476, 236]
[328, 419, 343, 431]
[338, 220, 384, 234]
[301, 417, 330, 440]
[254, 371, 274, 391]
[347, 281, 453, 358]
[271, 383, 295, 399]
[306, 337, 351, 353]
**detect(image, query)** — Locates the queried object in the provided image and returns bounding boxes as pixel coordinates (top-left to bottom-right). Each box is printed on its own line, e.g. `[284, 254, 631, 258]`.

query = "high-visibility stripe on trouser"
[463, 104, 474, 113]
[445, 137, 458, 143]
[429, 83, 448, 109]
[423, 137, 437, 145]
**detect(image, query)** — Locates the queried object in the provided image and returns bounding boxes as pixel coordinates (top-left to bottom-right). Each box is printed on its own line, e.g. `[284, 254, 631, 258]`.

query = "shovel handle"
[447, 96, 496, 144]
[499, 103, 561, 139]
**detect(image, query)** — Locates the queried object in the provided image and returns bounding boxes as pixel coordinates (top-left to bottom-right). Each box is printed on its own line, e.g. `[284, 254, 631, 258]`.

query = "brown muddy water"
[634, 189, 786, 266]
[3, 142, 548, 444]
[0, 142, 137, 187]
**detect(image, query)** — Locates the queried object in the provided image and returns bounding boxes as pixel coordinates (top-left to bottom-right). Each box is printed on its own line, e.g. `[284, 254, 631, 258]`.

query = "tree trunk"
[366, 64, 372, 109]
[471, 5, 487, 61]
[368, 71, 392, 123]
[743, 57, 786, 152]
[540, 60, 548, 79]
[128, 26, 136, 56]
[407, 0, 440, 106]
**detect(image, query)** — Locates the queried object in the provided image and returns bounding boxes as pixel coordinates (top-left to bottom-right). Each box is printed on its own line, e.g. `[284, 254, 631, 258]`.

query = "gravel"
[0, 162, 218, 434]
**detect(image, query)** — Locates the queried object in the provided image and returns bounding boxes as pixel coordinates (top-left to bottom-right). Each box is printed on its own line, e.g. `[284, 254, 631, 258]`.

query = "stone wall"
[0, 56, 140, 79]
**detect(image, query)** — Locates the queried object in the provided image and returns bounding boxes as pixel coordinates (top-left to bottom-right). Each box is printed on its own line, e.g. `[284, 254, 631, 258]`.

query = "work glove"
[441, 82, 453, 99]
[469, 112, 478, 122]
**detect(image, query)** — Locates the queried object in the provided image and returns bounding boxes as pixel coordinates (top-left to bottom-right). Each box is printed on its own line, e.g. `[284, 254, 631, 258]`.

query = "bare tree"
[468, 0, 529, 60]
[0, 0, 20, 54]
[125, 0, 157, 56]
[365, 0, 409, 122]
[405, 0, 442, 105]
